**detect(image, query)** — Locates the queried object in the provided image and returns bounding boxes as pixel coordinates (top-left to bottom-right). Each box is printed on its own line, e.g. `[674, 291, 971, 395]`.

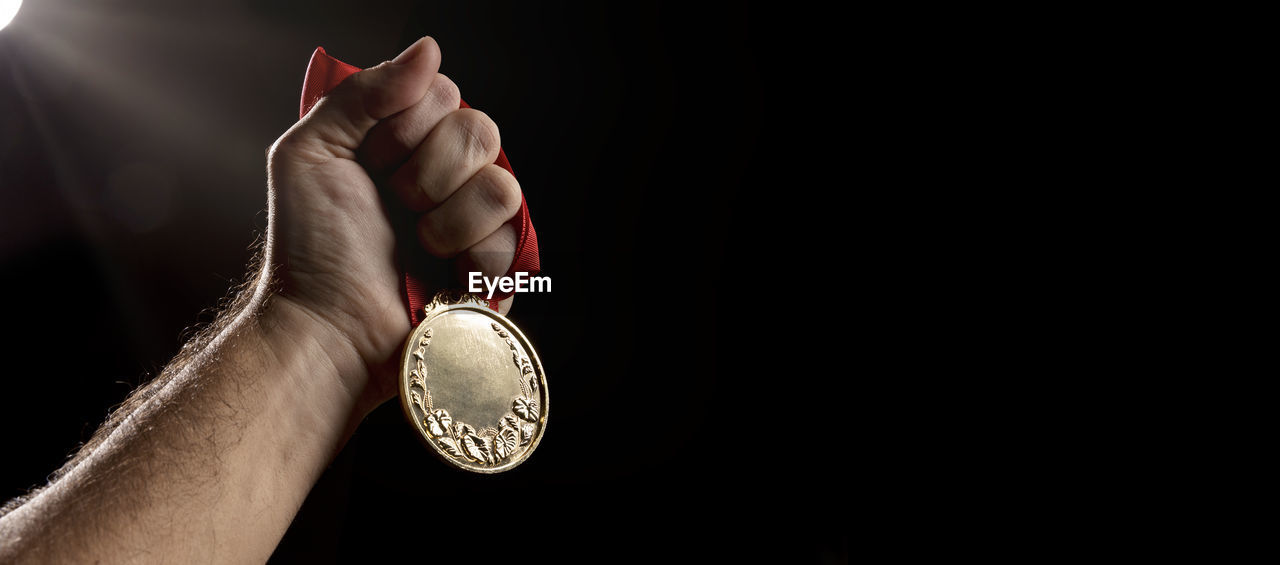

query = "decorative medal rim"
[398, 294, 548, 474]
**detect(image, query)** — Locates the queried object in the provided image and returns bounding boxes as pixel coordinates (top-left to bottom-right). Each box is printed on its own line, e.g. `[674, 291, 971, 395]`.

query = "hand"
[265, 36, 522, 417]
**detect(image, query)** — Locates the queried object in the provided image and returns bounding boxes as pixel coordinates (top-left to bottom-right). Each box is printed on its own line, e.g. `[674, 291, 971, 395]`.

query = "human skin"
[0, 36, 520, 562]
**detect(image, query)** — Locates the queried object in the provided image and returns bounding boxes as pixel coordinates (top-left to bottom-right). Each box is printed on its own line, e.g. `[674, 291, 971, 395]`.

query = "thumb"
[288, 37, 442, 160]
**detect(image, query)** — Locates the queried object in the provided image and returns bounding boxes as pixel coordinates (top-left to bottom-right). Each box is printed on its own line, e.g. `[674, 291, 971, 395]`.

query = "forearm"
[0, 282, 364, 563]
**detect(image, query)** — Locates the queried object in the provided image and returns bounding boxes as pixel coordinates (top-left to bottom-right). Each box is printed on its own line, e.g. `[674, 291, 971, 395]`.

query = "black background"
[1, 0, 842, 561]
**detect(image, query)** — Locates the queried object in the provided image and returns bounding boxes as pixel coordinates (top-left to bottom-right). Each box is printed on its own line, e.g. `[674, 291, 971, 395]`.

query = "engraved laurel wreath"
[406, 323, 541, 467]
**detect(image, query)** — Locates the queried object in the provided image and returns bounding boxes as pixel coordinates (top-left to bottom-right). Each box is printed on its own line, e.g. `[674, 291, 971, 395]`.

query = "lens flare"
[0, 0, 21, 31]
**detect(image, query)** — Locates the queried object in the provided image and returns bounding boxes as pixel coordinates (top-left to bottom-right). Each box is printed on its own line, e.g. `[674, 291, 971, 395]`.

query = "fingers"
[334, 61, 520, 302]
[279, 37, 442, 161]
[455, 223, 518, 315]
[388, 108, 502, 212]
[455, 212, 519, 318]
[358, 74, 462, 175]
[417, 164, 522, 258]
[455, 224, 518, 282]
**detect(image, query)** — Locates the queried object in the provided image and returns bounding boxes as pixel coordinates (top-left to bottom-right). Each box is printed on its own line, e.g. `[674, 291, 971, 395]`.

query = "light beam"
[1, 0, 21, 31]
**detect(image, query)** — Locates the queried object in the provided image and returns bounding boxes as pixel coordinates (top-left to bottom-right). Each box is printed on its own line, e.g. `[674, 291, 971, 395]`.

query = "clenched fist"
[265, 37, 521, 416]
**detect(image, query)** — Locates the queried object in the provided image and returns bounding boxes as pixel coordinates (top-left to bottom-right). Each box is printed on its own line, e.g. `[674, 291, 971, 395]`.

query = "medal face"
[399, 294, 548, 473]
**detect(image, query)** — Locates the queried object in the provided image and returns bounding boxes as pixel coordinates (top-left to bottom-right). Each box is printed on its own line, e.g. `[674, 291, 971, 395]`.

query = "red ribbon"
[298, 47, 540, 321]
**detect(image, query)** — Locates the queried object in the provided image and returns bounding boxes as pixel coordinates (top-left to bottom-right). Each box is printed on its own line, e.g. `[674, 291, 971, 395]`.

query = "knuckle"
[475, 165, 522, 219]
[460, 225, 517, 280]
[431, 74, 462, 109]
[473, 225, 518, 266]
[451, 108, 501, 160]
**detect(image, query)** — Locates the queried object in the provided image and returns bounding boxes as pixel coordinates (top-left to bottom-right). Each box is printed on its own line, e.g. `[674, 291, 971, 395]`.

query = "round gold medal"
[399, 293, 548, 473]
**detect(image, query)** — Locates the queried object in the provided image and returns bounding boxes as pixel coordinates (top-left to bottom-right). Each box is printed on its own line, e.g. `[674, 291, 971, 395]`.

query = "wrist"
[256, 293, 370, 407]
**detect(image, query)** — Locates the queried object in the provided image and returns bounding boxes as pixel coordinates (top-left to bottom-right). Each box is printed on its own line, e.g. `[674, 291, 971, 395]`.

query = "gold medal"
[398, 292, 548, 473]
